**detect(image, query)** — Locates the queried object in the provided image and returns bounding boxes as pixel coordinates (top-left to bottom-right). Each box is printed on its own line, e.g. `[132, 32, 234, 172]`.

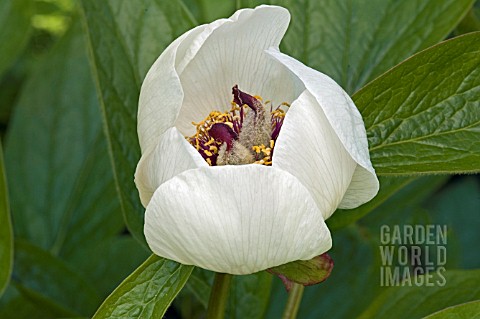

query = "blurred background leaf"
[226, 273, 273, 319]
[423, 300, 480, 319]
[12, 240, 100, 317]
[182, 0, 236, 23]
[0, 0, 33, 78]
[423, 177, 480, 269]
[4, 18, 123, 256]
[1, 8, 147, 318]
[327, 176, 414, 229]
[359, 270, 480, 318]
[0, 144, 12, 297]
[79, 0, 196, 246]
[240, 0, 474, 94]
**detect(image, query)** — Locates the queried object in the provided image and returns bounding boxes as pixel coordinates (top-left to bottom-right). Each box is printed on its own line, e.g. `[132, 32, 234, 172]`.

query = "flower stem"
[282, 283, 305, 319]
[206, 273, 233, 319]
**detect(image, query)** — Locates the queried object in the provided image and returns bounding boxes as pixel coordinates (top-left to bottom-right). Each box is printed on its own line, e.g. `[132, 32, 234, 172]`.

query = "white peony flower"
[135, 5, 379, 275]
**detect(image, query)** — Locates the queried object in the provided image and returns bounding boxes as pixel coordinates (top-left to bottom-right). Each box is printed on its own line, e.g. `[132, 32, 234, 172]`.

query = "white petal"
[272, 90, 357, 219]
[134, 127, 207, 207]
[175, 5, 300, 136]
[267, 49, 379, 210]
[137, 18, 231, 153]
[144, 165, 331, 275]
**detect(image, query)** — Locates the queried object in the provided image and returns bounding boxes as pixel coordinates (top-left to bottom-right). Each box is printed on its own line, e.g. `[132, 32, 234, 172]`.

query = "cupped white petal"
[272, 90, 357, 219]
[138, 18, 231, 153]
[267, 49, 379, 210]
[144, 165, 331, 275]
[175, 5, 300, 136]
[134, 127, 207, 207]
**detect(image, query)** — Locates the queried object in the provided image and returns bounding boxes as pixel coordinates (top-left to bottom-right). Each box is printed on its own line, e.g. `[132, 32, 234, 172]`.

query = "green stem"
[282, 283, 305, 319]
[206, 273, 233, 319]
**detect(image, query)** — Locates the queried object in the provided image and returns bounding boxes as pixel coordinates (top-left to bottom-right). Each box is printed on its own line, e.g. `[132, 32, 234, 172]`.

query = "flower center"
[187, 85, 288, 166]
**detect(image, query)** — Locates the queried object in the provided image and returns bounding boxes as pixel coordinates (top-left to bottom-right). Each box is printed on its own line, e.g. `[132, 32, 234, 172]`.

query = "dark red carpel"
[209, 123, 238, 151]
[232, 85, 259, 114]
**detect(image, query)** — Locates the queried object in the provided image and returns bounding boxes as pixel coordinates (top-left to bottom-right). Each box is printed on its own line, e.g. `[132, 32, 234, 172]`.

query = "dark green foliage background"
[0, 0, 479, 318]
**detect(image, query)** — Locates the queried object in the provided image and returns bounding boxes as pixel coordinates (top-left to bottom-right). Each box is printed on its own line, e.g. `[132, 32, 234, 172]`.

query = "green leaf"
[184, 268, 214, 308]
[92, 255, 193, 319]
[354, 32, 480, 175]
[424, 177, 480, 269]
[4, 19, 123, 254]
[243, 0, 474, 93]
[0, 286, 75, 319]
[0, 0, 33, 77]
[359, 270, 480, 319]
[226, 272, 273, 319]
[456, 6, 480, 34]
[424, 300, 480, 319]
[13, 240, 100, 317]
[80, 0, 196, 245]
[67, 236, 150, 297]
[181, 0, 234, 23]
[328, 176, 414, 229]
[0, 144, 12, 297]
[268, 254, 333, 291]
[358, 175, 448, 229]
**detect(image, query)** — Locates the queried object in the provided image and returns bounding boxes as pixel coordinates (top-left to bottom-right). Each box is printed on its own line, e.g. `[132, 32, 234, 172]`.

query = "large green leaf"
[4, 19, 123, 254]
[359, 270, 480, 319]
[424, 300, 480, 319]
[0, 144, 12, 297]
[80, 0, 196, 245]
[242, 0, 474, 93]
[68, 236, 149, 297]
[354, 32, 480, 175]
[93, 255, 193, 319]
[13, 241, 100, 317]
[0, 0, 33, 77]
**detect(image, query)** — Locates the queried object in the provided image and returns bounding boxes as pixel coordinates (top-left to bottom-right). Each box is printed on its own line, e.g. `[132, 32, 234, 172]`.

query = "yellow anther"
[270, 140, 274, 148]
[206, 158, 212, 166]
[253, 95, 263, 101]
[204, 150, 213, 157]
